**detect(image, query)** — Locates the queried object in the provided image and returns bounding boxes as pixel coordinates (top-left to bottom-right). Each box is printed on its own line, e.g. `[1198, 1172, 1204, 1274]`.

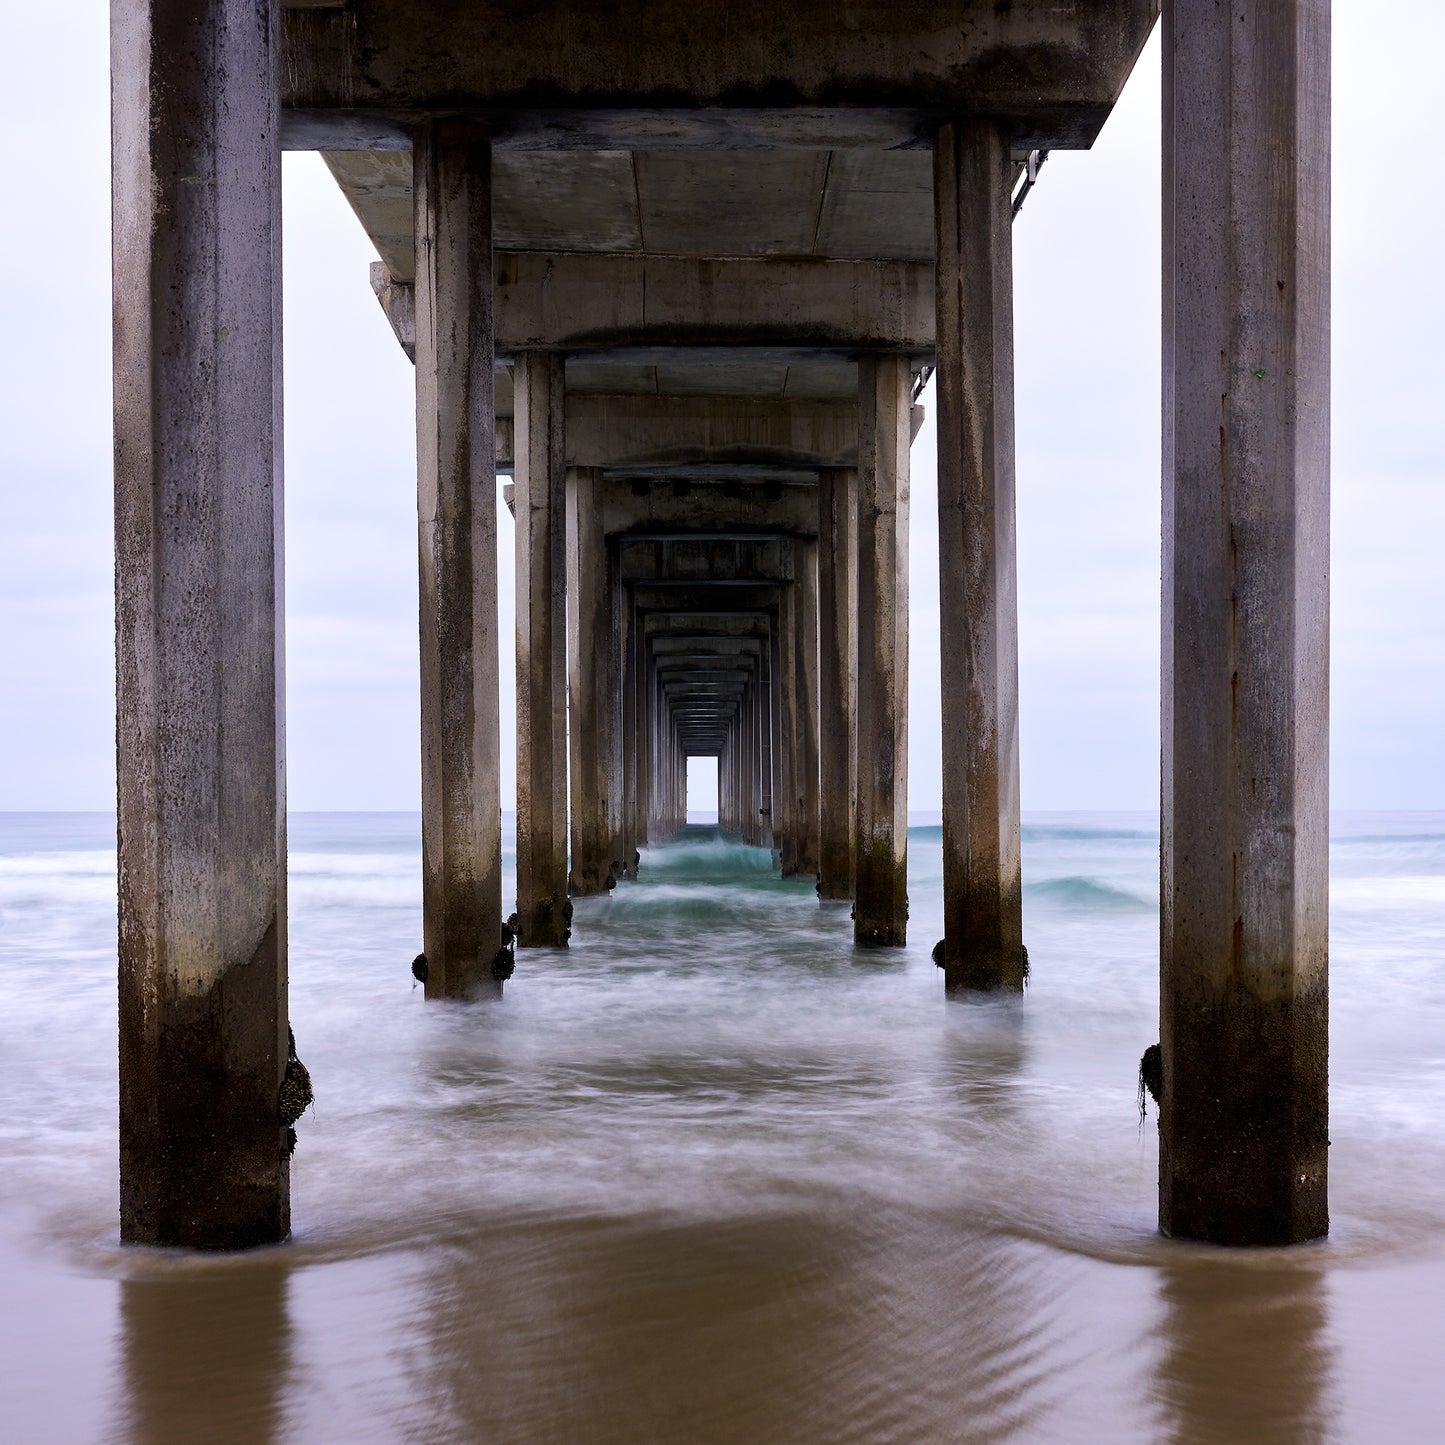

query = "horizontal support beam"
[630, 583, 782, 612]
[643, 614, 772, 636]
[496, 253, 931, 356]
[569, 394, 858, 471]
[281, 2, 1158, 153]
[606, 481, 818, 538]
[372, 256, 930, 357]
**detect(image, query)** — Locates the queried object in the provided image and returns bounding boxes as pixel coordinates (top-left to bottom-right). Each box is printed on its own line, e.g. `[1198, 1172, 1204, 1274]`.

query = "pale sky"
[1, 6, 1440, 814]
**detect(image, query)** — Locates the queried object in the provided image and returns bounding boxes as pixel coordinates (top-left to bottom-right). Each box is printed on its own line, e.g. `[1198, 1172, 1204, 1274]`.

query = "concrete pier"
[776, 584, 801, 875]
[770, 610, 794, 873]
[414, 120, 504, 996]
[118, 0, 1327, 1250]
[934, 120, 1025, 991]
[566, 466, 614, 894]
[620, 599, 640, 874]
[794, 538, 822, 880]
[113, 0, 288, 1246]
[1160, 0, 1331, 1245]
[515, 352, 570, 945]
[854, 356, 912, 946]
[818, 469, 857, 899]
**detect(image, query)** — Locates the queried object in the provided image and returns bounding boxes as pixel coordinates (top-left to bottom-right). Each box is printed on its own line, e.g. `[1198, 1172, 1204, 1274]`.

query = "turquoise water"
[1, 813, 1443, 1441]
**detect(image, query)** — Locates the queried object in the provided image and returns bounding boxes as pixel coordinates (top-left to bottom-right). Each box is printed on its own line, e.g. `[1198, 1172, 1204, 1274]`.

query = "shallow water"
[1, 812, 1443, 1442]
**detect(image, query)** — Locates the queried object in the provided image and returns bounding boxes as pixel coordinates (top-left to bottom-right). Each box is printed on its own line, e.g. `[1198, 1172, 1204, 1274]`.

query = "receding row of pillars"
[112, 0, 1329, 1249]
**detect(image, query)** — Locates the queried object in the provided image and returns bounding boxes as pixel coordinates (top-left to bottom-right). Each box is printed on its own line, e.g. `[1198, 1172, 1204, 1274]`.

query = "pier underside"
[112, 0, 1329, 1249]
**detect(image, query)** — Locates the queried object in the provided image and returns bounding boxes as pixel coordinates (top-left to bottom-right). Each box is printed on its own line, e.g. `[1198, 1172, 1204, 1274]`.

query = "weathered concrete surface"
[854, 356, 911, 946]
[793, 538, 822, 879]
[619, 599, 641, 871]
[514, 352, 571, 946]
[566, 394, 859, 472]
[618, 537, 794, 587]
[566, 467, 614, 895]
[1160, 0, 1330, 1246]
[769, 614, 791, 870]
[817, 469, 857, 899]
[283, 1, 1159, 152]
[414, 120, 504, 998]
[776, 583, 801, 876]
[328, 148, 937, 285]
[758, 647, 775, 849]
[113, 0, 289, 1247]
[934, 120, 1025, 992]
[605, 481, 819, 540]
[494, 254, 932, 358]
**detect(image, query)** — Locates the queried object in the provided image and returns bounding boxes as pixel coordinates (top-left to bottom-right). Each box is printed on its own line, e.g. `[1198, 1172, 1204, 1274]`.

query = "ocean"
[1, 811, 1443, 1442]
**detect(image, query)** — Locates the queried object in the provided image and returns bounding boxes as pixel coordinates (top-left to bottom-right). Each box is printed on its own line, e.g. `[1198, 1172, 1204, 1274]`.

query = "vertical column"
[759, 647, 774, 850]
[1160, 0, 1330, 1245]
[620, 592, 640, 873]
[794, 537, 822, 879]
[768, 619, 787, 864]
[114, 0, 288, 1246]
[742, 679, 757, 843]
[514, 352, 570, 946]
[641, 647, 656, 843]
[775, 590, 799, 874]
[818, 469, 857, 898]
[414, 120, 501, 1000]
[567, 466, 613, 894]
[854, 355, 912, 946]
[934, 120, 1025, 990]
[607, 549, 626, 880]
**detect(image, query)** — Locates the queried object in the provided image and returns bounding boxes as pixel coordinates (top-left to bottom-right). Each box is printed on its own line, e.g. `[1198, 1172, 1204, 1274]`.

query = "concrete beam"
[114, 0, 288, 1249]
[281, 1, 1159, 152]
[567, 394, 859, 472]
[605, 481, 819, 539]
[495, 253, 931, 357]
[618, 537, 794, 586]
[1160, 0, 1330, 1247]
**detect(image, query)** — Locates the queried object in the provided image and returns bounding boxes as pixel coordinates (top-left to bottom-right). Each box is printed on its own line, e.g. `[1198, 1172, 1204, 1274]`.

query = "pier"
[112, 0, 1330, 1249]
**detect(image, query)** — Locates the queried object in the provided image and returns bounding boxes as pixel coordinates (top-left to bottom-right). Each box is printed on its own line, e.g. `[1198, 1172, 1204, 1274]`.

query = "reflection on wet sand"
[401, 1210, 1074, 1445]
[1153, 1255, 1335, 1444]
[118, 1264, 292, 1445]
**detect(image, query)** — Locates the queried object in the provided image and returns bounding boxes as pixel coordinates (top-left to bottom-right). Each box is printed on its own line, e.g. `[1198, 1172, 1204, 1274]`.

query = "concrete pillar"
[607, 556, 626, 879]
[933, 120, 1025, 990]
[1160, 0, 1331, 1245]
[743, 679, 758, 844]
[514, 351, 570, 946]
[818, 469, 857, 898]
[414, 120, 503, 1000]
[642, 649, 657, 841]
[567, 466, 613, 894]
[114, 0, 287, 1247]
[768, 620, 787, 865]
[759, 649, 774, 849]
[794, 537, 822, 880]
[854, 355, 911, 946]
[776, 590, 799, 874]
[619, 594, 640, 873]
[675, 729, 685, 832]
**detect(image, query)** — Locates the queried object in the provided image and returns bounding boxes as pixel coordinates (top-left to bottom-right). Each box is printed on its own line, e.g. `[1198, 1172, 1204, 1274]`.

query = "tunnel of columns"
[112, 0, 1330, 1252]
